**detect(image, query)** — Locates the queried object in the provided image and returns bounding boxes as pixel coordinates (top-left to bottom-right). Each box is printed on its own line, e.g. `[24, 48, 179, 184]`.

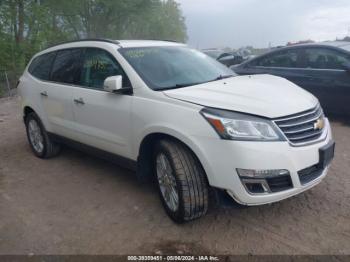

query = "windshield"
[119, 46, 234, 91]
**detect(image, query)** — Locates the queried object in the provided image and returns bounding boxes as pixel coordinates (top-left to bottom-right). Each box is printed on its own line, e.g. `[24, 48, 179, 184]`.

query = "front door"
[70, 48, 133, 158]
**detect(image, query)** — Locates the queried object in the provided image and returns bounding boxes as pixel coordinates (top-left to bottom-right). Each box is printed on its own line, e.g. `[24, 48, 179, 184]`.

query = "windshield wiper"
[159, 75, 234, 91]
[160, 82, 202, 91]
[208, 74, 234, 82]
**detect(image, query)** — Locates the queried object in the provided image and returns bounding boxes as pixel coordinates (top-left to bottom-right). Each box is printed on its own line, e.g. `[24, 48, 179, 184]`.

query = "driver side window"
[80, 48, 130, 89]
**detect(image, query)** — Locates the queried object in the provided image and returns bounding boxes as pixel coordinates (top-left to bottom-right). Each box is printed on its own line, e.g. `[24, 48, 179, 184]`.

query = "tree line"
[0, 0, 187, 86]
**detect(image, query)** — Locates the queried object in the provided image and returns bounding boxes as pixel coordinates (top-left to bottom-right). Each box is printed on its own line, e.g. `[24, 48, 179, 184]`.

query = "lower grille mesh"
[266, 175, 293, 192]
[298, 165, 324, 185]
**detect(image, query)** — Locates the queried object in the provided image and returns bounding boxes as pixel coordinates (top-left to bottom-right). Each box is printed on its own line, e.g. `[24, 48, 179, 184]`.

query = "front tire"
[154, 139, 209, 223]
[25, 112, 61, 158]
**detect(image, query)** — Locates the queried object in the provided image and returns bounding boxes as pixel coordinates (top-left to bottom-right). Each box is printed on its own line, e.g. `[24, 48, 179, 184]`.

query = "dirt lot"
[0, 96, 349, 255]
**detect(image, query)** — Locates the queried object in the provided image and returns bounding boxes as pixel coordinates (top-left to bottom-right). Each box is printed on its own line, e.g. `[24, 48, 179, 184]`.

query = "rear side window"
[51, 49, 82, 84]
[80, 48, 130, 89]
[28, 52, 56, 80]
[256, 49, 299, 68]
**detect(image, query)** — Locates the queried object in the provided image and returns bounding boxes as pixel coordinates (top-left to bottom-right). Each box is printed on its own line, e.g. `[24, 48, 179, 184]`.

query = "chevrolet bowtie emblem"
[314, 118, 325, 130]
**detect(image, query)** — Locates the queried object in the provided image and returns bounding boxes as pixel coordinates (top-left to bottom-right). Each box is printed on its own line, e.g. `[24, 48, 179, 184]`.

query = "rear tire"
[154, 139, 209, 223]
[25, 112, 61, 158]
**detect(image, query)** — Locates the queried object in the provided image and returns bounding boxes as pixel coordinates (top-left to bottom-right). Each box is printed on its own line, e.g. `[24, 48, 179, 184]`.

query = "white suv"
[19, 39, 335, 223]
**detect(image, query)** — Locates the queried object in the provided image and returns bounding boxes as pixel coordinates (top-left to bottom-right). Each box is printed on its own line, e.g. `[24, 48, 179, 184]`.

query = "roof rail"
[46, 38, 120, 49]
[144, 39, 182, 43]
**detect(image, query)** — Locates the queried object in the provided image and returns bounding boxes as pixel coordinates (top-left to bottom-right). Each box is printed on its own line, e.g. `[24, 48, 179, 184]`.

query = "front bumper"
[194, 118, 333, 205]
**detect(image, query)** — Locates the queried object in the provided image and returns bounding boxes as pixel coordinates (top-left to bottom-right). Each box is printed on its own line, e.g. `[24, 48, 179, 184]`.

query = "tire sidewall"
[25, 113, 47, 158]
[153, 142, 186, 223]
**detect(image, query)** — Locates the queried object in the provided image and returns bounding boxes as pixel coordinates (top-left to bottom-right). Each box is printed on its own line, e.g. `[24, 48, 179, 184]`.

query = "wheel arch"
[22, 102, 51, 131]
[23, 106, 35, 120]
[136, 131, 210, 185]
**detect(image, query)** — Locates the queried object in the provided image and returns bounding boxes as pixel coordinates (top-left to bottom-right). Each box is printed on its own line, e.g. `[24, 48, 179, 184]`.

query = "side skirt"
[48, 132, 137, 172]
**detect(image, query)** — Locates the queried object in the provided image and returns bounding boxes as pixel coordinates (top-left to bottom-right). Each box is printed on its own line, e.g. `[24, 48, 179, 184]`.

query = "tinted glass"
[256, 49, 299, 68]
[28, 52, 56, 80]
[303, 48, 350, 70]
[51, 49, 82, 84]
[80, 48, 129, 89]
[119, 46, 234, 90]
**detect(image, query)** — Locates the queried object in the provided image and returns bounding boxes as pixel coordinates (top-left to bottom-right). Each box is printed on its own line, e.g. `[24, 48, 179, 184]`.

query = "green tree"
[0, 0, 187, 87]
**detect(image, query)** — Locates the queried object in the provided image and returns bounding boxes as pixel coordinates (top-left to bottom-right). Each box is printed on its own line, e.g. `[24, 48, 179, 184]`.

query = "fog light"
[237, 168, 289, 178]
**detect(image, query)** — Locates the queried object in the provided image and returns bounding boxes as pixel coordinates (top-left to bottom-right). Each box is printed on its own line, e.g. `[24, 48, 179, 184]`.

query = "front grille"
[298, 164, 324, 185]
[274, 105, 325, 145]
[266, 175, 293, 192]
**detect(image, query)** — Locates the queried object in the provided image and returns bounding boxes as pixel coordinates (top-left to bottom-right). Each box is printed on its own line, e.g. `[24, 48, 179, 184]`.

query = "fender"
[134, 124, 217, 186]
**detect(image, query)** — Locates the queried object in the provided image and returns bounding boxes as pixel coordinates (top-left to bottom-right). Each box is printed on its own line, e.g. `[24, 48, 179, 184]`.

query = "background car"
[232, 41, 350, 117]
[202, 49, 243, 67]
[234, 47, 256, 62]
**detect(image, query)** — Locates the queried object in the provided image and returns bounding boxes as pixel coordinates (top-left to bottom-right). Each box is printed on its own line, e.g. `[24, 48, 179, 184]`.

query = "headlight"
[201, 108, 285, 141]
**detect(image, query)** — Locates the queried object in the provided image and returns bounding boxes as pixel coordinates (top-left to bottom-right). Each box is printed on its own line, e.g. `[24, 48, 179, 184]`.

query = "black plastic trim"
[298, 165, 324, 185]
[144, 39, 182, 43]
[266, 175, 293, 192]
[212, 188, 245, 208]
[48, 133, 137, 171]
[113, 87, 133, 95]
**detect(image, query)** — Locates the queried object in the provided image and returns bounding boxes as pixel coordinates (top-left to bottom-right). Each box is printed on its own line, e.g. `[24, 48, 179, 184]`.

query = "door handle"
[73, 97, 85, 105]
[40, 91, 48, 97]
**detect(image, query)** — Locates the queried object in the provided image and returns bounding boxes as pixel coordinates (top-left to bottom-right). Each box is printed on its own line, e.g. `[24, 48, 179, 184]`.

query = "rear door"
[297, 47, 350, 115]
[70, 48, 133, 158]
[42, 48, 82, 138]
[26, 52, 57, 129]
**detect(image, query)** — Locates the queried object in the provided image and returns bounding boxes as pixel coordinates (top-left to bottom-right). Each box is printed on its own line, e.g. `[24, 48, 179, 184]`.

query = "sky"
[176, 0, 350, 49]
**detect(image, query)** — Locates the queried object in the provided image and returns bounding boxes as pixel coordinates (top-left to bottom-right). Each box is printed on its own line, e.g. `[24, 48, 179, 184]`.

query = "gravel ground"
[0, 96, 349, 255]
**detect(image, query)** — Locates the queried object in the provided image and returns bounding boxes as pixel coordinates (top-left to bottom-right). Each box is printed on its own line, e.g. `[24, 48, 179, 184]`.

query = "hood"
[163, 74, 318, 118]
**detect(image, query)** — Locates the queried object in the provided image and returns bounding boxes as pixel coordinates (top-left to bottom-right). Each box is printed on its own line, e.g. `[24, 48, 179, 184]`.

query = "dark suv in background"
[233, 41, 350, 117]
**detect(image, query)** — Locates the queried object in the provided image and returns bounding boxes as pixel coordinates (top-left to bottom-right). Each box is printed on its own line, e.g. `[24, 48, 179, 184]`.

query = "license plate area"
[319, 140, 335, 169]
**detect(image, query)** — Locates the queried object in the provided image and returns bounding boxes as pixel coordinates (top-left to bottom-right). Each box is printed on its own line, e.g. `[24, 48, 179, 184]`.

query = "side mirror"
[103, 75, 132, 94]
[104, 75, 122, 92]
